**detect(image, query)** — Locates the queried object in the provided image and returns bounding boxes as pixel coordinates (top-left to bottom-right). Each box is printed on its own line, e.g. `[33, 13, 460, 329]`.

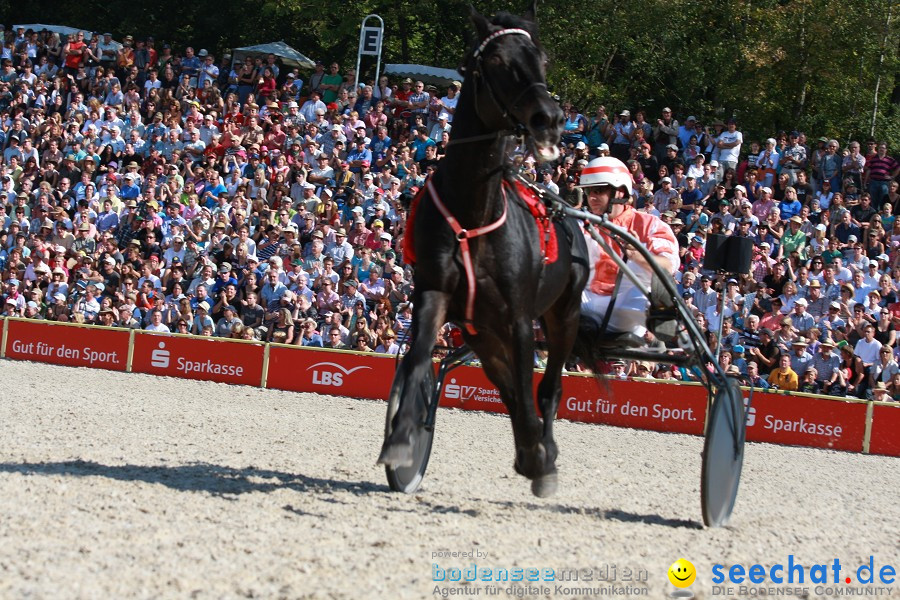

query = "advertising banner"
[557, 377, 708, 435]
[868, 404, 900, 457]
[0, 317, 890, 457]
[266, 346, 395, 400]
[437, 364, 508, 414]
[3, 319, 129, 371]
[436, 368, 707, 436]
[131, 332, 264, 386]
[743, 392, 867, 452]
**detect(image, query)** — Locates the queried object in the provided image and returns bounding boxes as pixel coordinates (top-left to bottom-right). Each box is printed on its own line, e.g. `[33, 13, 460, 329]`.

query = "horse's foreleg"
[378, 290, 449, 467]
[475, 320, 549, 495]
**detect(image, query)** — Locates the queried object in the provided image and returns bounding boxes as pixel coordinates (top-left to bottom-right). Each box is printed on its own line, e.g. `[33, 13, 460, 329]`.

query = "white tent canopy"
[384, 64, 462, 86]
[231, 41, 315, 70]
[13, 24, 94, 40]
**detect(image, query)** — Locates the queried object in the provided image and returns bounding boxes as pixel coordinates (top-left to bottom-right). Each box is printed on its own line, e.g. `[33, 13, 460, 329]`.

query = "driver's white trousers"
[581, 278, 650, 336]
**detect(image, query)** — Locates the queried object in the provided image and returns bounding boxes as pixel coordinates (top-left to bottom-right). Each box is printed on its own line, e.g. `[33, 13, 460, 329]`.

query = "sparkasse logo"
[307, 362, 371, 387]
[444, 378, 477, 400]
[151, 341, 170, 368]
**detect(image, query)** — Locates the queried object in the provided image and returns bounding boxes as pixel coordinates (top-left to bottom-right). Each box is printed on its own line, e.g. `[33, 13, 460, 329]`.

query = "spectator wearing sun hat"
[187, 301, 214, 335]
[806, 338, 840, 388]
[790, 297, 815, 333]
[802, 279, 827, 318]
[363, 219, 386, 251]
[653, 176, 679, 213]
[293, 317, 321, 347]
[779, 215, 805, 254]
[326, 227, 354, 264]
[340, 278, 367, 312]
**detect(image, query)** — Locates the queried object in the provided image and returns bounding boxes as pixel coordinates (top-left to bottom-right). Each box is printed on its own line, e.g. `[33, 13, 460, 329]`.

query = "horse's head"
[463, 8, 563, 162]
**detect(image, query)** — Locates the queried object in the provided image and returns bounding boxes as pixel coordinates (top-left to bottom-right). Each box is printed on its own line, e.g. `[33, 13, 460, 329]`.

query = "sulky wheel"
[384, 366, 436, 493]
[701, 377, 746, 527]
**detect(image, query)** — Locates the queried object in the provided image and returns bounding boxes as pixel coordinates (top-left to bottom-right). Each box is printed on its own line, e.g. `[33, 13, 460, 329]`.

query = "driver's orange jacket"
[586, 206, 679, 296]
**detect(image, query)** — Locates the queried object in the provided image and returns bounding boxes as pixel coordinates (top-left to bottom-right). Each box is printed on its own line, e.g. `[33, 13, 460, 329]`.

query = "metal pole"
[714, 272, 726, 362]
[260, 343, 271, 388]
[870, 2, 893, 137]
[372, 14, 384, 91]
[354, 29, 363, 92]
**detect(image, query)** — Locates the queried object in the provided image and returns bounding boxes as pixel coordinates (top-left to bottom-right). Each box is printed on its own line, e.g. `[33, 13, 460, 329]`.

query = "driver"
[578, 156, 679, 340]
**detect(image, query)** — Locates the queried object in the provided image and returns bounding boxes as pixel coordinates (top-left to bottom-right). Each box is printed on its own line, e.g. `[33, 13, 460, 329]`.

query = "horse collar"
[473, 28, 532, 59]
[426, 178, 509, 335]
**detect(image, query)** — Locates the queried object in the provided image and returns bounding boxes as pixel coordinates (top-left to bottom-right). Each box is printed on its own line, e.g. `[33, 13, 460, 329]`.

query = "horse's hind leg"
[533, 290, 583, 496]
[378, 290, 449, 467]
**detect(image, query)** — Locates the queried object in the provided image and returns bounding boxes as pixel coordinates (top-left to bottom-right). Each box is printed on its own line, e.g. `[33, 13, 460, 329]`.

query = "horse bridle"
[448, 27, 550, 146]
[426, 28, 552, 334]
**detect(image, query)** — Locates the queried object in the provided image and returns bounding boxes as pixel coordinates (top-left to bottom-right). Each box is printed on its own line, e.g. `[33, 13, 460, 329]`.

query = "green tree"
[4, 0, 897, 146]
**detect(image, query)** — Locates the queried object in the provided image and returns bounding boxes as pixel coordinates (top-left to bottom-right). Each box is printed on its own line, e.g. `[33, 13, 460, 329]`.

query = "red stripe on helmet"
[582, 165, 630, 176]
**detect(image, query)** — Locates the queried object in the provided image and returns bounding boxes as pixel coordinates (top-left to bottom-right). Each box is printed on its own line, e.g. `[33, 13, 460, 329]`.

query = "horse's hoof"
[531, 473, 558, 498]
[378, 441, 414, 467]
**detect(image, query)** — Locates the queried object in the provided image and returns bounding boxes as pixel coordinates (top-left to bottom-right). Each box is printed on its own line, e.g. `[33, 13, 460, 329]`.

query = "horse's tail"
[570, 321, 615, 395]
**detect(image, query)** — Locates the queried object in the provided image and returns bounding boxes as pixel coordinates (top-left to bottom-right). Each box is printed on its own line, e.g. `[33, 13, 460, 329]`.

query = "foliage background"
[3, 0, 898, 149]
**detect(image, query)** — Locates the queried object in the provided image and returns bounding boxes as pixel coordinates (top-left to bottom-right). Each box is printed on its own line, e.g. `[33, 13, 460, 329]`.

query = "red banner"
[868, 404, 900, 457]
[266, 345, 396, 400]
[436, 367, 707, 436]
[130, 332, 264, 386]
[1, 318, 891, 456]
[437, 364, 508, 414]
[743, 392, 867, 452]
[4, 319, 129, 371]
[557, 377, 708, 435]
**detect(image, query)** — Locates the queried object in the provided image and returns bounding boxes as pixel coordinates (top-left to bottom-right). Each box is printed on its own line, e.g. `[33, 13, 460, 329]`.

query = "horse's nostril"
[530, 112, 550, 132]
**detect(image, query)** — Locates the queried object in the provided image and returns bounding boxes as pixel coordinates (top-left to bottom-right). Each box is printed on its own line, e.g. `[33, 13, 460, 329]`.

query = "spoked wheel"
[384, 366, 436, 493]
[701, 377, 746, 527]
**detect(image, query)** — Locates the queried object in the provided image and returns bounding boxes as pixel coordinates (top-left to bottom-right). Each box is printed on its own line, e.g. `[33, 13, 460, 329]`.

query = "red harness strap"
[505, 179, 558, 263]
[426, 178, 508, 335]
[402, 186, 426, 266]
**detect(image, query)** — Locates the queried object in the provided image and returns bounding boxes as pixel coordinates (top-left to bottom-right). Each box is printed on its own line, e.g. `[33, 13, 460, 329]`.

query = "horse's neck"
[436, 88, 508, 227]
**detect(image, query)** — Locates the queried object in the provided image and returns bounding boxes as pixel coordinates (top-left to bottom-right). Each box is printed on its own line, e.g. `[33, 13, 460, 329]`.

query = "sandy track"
[0, 359, 896, 599]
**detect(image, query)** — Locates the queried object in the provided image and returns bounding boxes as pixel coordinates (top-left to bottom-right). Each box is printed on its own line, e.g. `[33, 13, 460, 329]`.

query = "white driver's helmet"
[578, 156, 633, 195]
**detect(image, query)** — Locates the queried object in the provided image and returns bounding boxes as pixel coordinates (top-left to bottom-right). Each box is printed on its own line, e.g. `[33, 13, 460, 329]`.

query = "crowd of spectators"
[568, 107, 899, 401]
[0, 26, 898, 400]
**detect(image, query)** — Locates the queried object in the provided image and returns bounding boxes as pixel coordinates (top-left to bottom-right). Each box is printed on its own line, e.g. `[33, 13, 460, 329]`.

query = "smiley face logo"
[668, 558, 696, 588]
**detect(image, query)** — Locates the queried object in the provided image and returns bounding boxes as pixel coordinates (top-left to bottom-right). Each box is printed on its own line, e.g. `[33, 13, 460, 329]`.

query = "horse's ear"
[469, 5, 491, 39]
[523, 0, 537, 21]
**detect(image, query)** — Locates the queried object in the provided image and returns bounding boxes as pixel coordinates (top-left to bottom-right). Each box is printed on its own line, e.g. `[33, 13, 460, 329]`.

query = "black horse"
[378, 8, 589, 497]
